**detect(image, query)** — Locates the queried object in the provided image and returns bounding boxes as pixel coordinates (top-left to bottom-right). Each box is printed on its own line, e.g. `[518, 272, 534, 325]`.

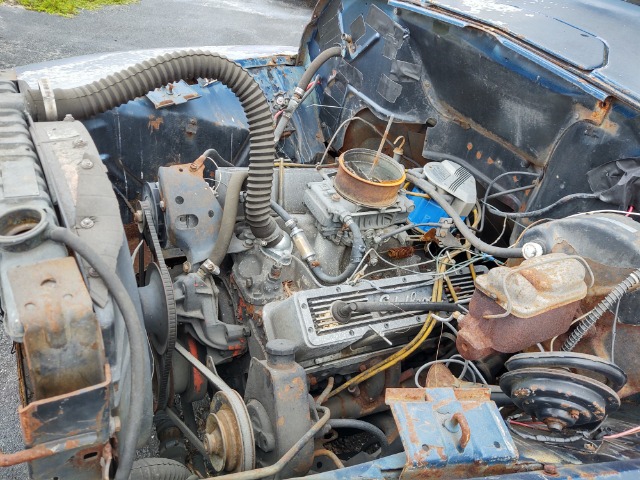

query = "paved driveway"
[0, 1, 314, 478]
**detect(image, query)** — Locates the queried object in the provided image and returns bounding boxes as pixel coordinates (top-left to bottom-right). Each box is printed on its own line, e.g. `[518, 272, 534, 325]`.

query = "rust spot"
[589, 98, 612, 126]
[475, 151, 482, 160]
[187, 336, 205, 395]
[277, 416, 285, 427]
[466, 142, 473, 151]
[147, 115, 164, 132]
[386, 246, 415, 259]
[64, 439, 80, 450]
[487, 157, 494, 165]
[0, 444, 55, 467]
[420, 228, 437, 242]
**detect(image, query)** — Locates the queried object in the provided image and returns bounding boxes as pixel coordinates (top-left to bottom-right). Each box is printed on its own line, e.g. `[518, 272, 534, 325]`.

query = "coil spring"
[562, 269, 640, 352]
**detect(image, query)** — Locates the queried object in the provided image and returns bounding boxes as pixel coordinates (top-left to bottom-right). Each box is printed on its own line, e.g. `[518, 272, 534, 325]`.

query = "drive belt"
[140, 199, 177, 410]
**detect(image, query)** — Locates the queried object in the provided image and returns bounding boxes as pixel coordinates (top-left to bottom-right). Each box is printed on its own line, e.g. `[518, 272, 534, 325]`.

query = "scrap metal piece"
[1, 256, 112, 478]
[9, 367, 112, 479]
[386, 387, 518, 477]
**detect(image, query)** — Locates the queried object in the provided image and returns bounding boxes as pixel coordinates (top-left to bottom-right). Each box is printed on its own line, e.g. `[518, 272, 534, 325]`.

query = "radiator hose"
[26, 50, 282, 244]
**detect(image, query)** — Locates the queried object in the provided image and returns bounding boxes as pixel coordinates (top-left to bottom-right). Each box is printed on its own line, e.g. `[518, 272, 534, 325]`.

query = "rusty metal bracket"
[1, 256, 112, 479]
[146, 80, 201, 109]
[386, 387, 519, 478]
[8, 256, 106, 399]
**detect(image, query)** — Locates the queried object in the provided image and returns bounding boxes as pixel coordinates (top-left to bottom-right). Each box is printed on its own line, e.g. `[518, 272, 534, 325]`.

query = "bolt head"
[522, 242, 544, 259]
[80, 217, 94, 229]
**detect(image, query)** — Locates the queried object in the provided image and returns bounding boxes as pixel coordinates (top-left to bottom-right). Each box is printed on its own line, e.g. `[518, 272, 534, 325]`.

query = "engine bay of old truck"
[2, 1, 640, 479]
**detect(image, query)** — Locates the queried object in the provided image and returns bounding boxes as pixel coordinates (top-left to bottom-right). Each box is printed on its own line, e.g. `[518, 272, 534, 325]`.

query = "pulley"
[204, 390, 256, 473]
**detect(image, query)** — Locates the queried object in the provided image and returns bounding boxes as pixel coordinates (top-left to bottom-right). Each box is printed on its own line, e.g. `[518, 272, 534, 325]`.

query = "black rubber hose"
[209, 170, 248, 266]
[274, 46, 342, 142]
[200, 149, 235, 168]
[297, 46, 343, 94]
[310, 220, 365, 285]
[311, 260, 359, 285]
[129, 458, 192, 480]
[270, 200, 293, 223]
[406, 171, 525, 259]
[46, 227, 145, 480]
[27, 50, 281, 243]
[375, 222, 443, 243]
[329, 418, 389, 455]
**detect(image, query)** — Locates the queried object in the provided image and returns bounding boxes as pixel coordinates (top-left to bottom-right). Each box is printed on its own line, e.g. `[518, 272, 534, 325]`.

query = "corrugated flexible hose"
[562, 269, 640, 351]
[26, 50, 281, 243]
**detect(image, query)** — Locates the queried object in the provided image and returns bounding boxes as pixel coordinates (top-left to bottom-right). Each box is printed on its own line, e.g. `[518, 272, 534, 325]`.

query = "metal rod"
[368, 115, 394, 178]
[0, 433, 98, 467]
[212, 406, 330, 480]
[165, 408, 209, 458]
[174, 342, 231, 393]
[313, 448, 345, 469]
[486, 184, 537, 200]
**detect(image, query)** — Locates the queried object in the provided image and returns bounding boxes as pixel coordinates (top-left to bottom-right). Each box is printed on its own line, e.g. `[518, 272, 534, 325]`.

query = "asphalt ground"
[0, 1, 314, 478]
[0, 0, 315, 68]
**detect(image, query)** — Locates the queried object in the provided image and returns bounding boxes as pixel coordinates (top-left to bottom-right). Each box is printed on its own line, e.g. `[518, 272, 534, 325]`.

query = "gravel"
[0, 327, 25, 480]
[0, 1, 314, 477]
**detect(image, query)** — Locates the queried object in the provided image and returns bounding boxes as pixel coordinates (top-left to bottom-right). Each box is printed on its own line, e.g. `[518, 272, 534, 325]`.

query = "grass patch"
[6, 0, 138, 16]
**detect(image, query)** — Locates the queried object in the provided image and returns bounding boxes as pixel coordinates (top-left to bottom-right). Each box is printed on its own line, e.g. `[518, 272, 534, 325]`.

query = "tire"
[129, 458, 193, 480]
